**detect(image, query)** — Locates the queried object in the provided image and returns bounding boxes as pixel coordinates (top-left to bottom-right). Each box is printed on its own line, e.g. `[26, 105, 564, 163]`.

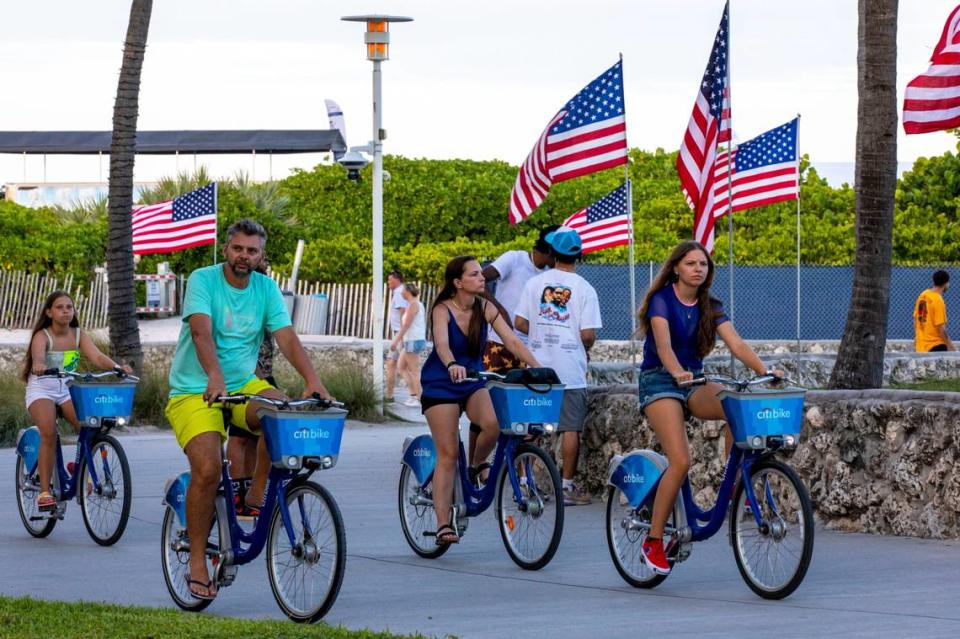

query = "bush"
[0, 375, 32, 447]
[275, 364, 381, 423]
[132, 362, 171, 428]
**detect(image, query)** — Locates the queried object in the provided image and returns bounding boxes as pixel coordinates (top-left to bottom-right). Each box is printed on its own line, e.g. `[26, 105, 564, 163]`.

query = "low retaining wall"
[575, 385, 960, 539]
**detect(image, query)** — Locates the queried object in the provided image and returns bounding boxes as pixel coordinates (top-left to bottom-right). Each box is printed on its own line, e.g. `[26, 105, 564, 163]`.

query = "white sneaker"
[403, 397, 421, 407]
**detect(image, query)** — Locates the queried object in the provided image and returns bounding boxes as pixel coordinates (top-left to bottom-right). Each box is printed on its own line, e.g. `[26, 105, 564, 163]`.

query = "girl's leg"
[464, 389, 499, 467]
[27, 399, 58, 494]
[424, 403, 463, 532]
[687, 382, 732, 456]
[58, 400, 83, 434]
[645, 398, 691, 539]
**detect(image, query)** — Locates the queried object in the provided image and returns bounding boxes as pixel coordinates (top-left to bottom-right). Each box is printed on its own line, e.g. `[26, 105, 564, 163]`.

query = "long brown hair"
[430, 255, 487, 358]
[21, 290, 80, 382]
[637, 241, 722, 359]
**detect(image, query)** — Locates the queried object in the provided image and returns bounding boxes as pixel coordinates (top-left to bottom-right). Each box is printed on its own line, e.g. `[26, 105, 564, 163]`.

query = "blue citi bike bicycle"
[605, 373, 814, 599]
[160, 393, 348, 623]
[399, 368, 565, 570]
[15, 368, 139, 546]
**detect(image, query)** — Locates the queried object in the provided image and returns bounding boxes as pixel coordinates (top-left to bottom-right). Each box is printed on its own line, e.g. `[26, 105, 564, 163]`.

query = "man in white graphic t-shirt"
[515, 227, 601, 506]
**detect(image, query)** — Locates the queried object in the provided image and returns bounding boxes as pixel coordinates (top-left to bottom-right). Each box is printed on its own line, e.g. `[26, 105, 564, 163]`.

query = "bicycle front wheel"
[605, 486, 671, 588]
[160, 506, 218, 612]
[79, 435, 132, 546]
[730, 458, 814, 599]
[267, 481, 345, 623]
[496, 443, 564, 570]
[15, 456, 56, 538]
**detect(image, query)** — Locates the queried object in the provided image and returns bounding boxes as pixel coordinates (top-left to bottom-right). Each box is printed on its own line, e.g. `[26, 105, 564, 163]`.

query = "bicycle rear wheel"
[496, 443, 564, 570]
[267, 481, 346, 623]
[398, 464, 449, 559]
[730, 458, 814, 599]
[605, 487, 672, 588]
[79, 435, 132, 546]
[15, 456, 56, 538]
[160, 506, 218, 612]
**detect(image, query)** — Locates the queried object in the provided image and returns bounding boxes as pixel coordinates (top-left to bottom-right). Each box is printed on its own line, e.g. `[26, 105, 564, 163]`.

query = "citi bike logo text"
[756, 407, 791, 420]
[413, 447, 431, 457]
[622, 473, 645, 484]
[522, 397, 553, 407]
[94, 395, 125, 404]
[293, 428, 331, 440]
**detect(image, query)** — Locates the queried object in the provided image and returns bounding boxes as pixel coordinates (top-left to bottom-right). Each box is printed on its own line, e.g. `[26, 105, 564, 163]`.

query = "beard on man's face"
[227, 254, 260, 278]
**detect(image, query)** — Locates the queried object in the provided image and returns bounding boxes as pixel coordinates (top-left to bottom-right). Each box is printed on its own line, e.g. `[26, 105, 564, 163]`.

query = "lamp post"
[341, 14, 412, 415]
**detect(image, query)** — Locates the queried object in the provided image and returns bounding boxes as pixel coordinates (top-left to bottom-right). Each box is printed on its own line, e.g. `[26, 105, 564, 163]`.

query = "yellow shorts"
[165, 377, 276, 449]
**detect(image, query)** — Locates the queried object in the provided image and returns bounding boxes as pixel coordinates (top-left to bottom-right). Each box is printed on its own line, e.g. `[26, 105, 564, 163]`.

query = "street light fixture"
[341, 14, 413, 414]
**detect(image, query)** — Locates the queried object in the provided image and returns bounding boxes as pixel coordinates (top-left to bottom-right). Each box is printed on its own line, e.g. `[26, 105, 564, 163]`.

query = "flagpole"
[726, 0, 735, 377]
[795, 114, 802, 362]
[212, 182, 219, 265]
[621, 53, 637, 382]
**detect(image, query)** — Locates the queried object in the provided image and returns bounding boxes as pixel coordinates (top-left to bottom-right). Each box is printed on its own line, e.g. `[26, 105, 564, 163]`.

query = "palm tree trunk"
[107, 0, 153, 372]
[829, 0, 898, 389]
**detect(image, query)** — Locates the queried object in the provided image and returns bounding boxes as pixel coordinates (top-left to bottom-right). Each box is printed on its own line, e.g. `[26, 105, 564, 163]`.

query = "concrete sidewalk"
[2, 425, 960, 638]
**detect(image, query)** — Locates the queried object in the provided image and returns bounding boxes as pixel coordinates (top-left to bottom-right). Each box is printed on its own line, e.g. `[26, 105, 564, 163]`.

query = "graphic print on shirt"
[917, 300, 928, 327]
[538, 284, 572, 323]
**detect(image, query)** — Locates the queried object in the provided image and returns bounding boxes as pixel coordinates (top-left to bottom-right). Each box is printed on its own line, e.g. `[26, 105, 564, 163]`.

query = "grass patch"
[132, 360, 171, 428]
[0, 595, 420, 639]
[0, 376, 33, 447]
[889, 378, 960, 392]
[276, 363, 383, 422]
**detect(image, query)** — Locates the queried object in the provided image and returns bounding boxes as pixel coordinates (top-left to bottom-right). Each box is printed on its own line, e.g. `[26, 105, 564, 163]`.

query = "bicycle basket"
[487, 371, 565, 436]
[258, 407, 348, 470]
[68, 380, 136, 424]
[719, 388, 806, 450]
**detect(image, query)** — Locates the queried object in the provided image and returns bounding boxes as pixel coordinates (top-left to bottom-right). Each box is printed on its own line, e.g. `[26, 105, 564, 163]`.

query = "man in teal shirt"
[164, 219, 332, 601]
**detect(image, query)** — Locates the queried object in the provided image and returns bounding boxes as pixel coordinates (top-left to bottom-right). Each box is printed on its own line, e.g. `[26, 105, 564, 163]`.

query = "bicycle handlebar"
[677, 373, 797, 391]
[215, 392, 345, 410]
[462, 370, 505, 383]
[39, 367, 141, 383]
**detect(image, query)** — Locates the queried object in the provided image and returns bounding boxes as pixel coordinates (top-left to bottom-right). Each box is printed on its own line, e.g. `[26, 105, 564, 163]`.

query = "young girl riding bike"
[21, 291, 132, 511]
[636, 241, 781, 575]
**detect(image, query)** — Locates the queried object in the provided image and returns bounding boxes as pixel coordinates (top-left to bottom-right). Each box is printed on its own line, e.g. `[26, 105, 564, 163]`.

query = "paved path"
[2, 425, 960, 638]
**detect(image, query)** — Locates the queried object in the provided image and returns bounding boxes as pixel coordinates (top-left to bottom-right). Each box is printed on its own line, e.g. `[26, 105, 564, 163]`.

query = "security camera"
[338, 149, 370, 182]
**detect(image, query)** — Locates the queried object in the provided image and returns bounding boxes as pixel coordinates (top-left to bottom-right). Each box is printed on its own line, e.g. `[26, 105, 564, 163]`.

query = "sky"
[1, 0, 958, 186]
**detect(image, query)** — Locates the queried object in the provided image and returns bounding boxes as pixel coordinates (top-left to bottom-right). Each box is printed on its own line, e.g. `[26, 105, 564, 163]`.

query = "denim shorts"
[638, 367, 702, 411]
[404, 339, 426, 354]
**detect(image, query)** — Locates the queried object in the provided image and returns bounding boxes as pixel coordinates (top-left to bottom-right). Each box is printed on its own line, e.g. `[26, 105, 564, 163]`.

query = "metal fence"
[578, 263, 960, 341]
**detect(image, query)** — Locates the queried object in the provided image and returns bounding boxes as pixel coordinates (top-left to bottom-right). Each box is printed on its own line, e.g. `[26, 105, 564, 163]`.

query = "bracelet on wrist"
[446, 360, 459, 369]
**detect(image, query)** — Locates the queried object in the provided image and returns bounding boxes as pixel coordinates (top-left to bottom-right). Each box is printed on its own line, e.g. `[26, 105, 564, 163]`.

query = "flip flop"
[435, 524, 460, 546]
[185, 574, 218, 601]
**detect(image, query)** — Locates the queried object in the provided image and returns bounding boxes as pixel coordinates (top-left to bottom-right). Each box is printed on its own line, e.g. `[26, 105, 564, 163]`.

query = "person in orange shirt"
[914, 270, 955, 352]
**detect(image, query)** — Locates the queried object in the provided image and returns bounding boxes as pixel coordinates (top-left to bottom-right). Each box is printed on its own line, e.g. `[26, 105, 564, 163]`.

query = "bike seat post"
[453, 453, 468, 535]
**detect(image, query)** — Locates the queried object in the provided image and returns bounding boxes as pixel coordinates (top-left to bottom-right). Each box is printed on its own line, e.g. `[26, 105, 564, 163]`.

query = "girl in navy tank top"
[422, 256, 540, 546]
[634, 241, 783, 576]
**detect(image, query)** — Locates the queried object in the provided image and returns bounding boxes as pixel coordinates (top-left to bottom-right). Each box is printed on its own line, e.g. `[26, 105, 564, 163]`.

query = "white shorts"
[25, 375, 72, 410]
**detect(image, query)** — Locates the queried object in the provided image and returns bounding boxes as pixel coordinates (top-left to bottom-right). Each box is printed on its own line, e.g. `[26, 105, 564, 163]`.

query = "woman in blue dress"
[635, 240, 782, 575]
[420, 255, 540, 545]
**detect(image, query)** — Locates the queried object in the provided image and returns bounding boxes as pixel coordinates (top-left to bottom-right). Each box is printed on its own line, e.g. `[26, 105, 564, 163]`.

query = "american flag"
[712, 118, 798, 216]
[677, 1, 730, 253]
[509, 60, 628, 225]
[132, 183, 218, 255]
[562, 183, 632, 254]
[903, 5, 960, 134]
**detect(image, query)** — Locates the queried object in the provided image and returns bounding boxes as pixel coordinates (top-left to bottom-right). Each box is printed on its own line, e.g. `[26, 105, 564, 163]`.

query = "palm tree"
[106, 0, 153, 372]
[829, 0, 898, 389]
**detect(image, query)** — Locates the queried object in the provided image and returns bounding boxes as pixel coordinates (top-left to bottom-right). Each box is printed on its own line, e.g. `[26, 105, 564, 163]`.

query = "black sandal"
[186, 574, 218, 600]
[468, 462, 493, 487]
[435, 524, 460, 546]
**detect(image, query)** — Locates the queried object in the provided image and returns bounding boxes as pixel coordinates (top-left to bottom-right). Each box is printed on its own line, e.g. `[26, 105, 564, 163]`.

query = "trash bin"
[293, 293, 328, 335]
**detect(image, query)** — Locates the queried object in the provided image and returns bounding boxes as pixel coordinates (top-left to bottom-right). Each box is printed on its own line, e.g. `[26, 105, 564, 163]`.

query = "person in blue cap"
[514, 227, 602, 506]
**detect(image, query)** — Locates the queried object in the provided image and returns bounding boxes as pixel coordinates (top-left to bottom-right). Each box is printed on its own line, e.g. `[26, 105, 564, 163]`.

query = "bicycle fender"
[162, 471, 191, 527]
[401, 434, 436, 485]
[15, 427, 40, 472]
[607, 449, 667, 510]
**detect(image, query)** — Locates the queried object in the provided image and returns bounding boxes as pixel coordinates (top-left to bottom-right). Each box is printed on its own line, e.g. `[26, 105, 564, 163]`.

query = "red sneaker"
[641, 536, 671, 575]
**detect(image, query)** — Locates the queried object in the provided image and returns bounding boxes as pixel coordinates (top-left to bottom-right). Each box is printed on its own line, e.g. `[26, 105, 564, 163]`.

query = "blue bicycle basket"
[719, 388, 806, 450]
[487, 368, 565, 436]
[68, 380, 136, 423]
[259, 407, 347, 469]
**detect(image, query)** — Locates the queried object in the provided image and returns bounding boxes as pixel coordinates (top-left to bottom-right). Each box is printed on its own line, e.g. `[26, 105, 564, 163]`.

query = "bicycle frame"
[454, 433, 525, 517]
[49, 427, 111, 503]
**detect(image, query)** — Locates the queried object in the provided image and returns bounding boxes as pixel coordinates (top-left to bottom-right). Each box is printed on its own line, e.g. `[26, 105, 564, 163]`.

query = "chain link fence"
[577, 264, 960, 341]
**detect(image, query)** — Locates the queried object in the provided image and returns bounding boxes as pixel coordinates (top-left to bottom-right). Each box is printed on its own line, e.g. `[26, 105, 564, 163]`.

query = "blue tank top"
[420, 307, 487, 400]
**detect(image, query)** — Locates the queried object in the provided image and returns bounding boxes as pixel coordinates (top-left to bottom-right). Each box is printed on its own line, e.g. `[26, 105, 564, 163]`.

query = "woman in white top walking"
[390, 282, 427, 406]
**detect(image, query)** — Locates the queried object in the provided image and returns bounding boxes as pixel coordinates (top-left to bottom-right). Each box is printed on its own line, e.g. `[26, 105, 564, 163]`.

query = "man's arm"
[189, 314, 226, 404]
[938, 323, 956, 351]
[482, 264, 501, 283]
[515, 316, 529, 334]
[580, 328, 596, 352]
[272, 326, 332, 399]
